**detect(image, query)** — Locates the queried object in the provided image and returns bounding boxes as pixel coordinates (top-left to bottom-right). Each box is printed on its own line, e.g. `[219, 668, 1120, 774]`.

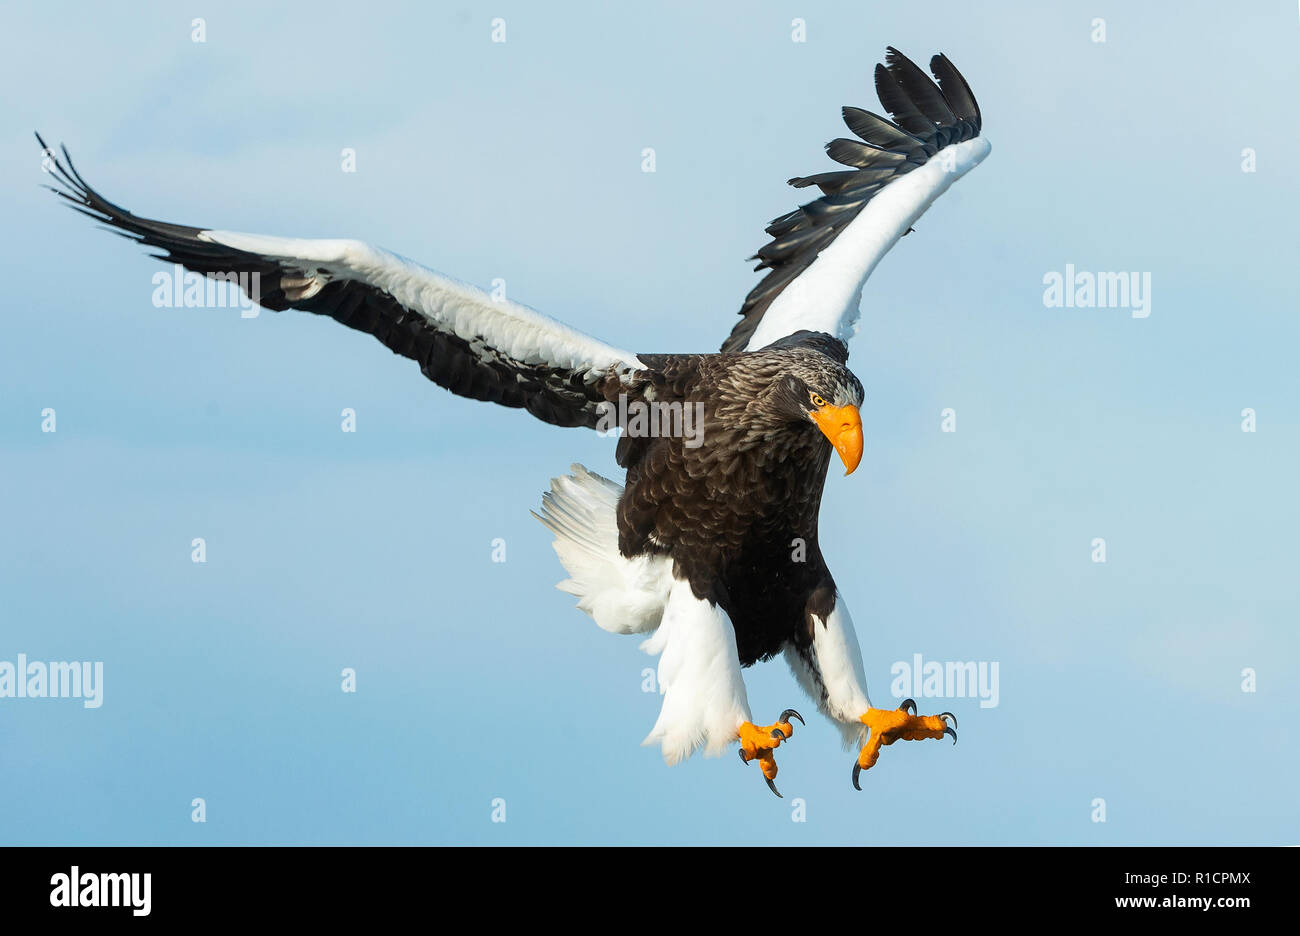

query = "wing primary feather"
[840, 106, 922, 151]
[929, 53, 982, 129]
[872, 63, 936, 136]
[883, 46, 957, 126]
[721, 48, 989, 354]
[787, 170, 859, 192]
[824, 139, 907, 169]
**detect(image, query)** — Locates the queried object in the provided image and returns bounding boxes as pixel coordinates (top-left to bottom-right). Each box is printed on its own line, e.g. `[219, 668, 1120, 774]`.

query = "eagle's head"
[759, 354, 865, 476]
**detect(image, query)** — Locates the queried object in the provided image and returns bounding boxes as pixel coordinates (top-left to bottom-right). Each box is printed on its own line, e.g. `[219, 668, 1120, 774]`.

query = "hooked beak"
[810, 403, 863, 475]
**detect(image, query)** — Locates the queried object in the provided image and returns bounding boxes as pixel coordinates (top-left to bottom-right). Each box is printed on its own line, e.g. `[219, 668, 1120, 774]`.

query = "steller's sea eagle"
[39, 48, 989, 796]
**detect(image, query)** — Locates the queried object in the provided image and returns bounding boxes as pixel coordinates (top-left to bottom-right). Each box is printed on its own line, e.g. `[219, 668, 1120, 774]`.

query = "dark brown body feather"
[613, 345, 847, 665]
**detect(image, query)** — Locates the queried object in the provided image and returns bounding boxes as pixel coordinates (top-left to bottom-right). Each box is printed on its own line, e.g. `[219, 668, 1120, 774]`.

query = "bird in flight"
[40, 47, 989, 796]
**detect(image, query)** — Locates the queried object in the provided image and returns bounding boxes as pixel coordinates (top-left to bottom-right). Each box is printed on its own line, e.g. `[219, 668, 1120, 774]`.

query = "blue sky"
[1, 1, 1297, 844]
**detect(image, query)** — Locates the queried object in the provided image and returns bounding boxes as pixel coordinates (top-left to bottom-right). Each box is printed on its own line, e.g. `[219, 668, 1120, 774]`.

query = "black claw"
[738, 747, 749, 764]
[766, 778, 783, 798]
[899, 698, 917, 716]
[940, 711, 958, 729]
[852, 762, 863, 791]
[779, 708, 805, 727]
[770, 727, 787, 741]
[944, 726, 958, 745]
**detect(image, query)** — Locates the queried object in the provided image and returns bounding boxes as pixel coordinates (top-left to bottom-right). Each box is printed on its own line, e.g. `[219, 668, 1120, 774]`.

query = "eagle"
[39, 47, 989, 796]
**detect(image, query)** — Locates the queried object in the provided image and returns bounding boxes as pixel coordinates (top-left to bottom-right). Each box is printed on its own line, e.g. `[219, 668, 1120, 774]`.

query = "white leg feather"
[641, 578, 752, 765]
[784, 593, 873, 748]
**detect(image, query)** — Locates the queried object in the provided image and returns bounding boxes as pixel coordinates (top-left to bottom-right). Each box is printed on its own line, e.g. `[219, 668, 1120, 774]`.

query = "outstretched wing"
[723, 48, 991, 354]
[38, 135, 644, 429]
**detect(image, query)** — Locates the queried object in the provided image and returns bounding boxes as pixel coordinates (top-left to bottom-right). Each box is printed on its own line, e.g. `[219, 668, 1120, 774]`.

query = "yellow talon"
[853, 699, 957, 789]
[737, 708, 805, 797]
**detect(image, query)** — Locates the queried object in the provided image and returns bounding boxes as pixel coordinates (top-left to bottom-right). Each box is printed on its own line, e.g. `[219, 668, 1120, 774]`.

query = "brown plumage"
[610, 332, 863, 664]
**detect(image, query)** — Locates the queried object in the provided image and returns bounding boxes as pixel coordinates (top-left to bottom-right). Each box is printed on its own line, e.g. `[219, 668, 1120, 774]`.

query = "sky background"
[2, 1, 1297, 845]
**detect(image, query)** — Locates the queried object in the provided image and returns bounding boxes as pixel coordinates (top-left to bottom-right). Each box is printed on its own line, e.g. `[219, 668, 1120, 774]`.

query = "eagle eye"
[809, 392, 828, 408]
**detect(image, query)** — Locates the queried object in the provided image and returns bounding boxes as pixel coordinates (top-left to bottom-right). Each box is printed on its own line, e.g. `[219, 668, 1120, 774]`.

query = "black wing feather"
[36, 134, 624, 429]
[721, 50, 983, 354]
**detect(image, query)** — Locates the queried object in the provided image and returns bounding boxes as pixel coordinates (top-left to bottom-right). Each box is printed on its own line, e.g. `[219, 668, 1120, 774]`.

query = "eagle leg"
[852, 699, 957, 789]
[737, 708, 805, 798]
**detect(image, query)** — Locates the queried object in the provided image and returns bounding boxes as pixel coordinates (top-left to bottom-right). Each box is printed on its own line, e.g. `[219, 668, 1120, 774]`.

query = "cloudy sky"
[2, 0, 1297, 844]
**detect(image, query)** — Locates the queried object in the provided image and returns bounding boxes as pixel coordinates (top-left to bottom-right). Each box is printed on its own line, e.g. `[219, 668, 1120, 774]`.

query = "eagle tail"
[533, 465, 671, 635]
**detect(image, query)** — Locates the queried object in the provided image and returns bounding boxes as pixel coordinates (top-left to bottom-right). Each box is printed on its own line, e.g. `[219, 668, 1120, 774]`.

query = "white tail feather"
[533, 464, 672, 635]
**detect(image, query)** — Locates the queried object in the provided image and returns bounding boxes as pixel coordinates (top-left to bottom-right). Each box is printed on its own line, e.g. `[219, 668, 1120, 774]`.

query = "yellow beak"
[811, 403, 863, 475]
